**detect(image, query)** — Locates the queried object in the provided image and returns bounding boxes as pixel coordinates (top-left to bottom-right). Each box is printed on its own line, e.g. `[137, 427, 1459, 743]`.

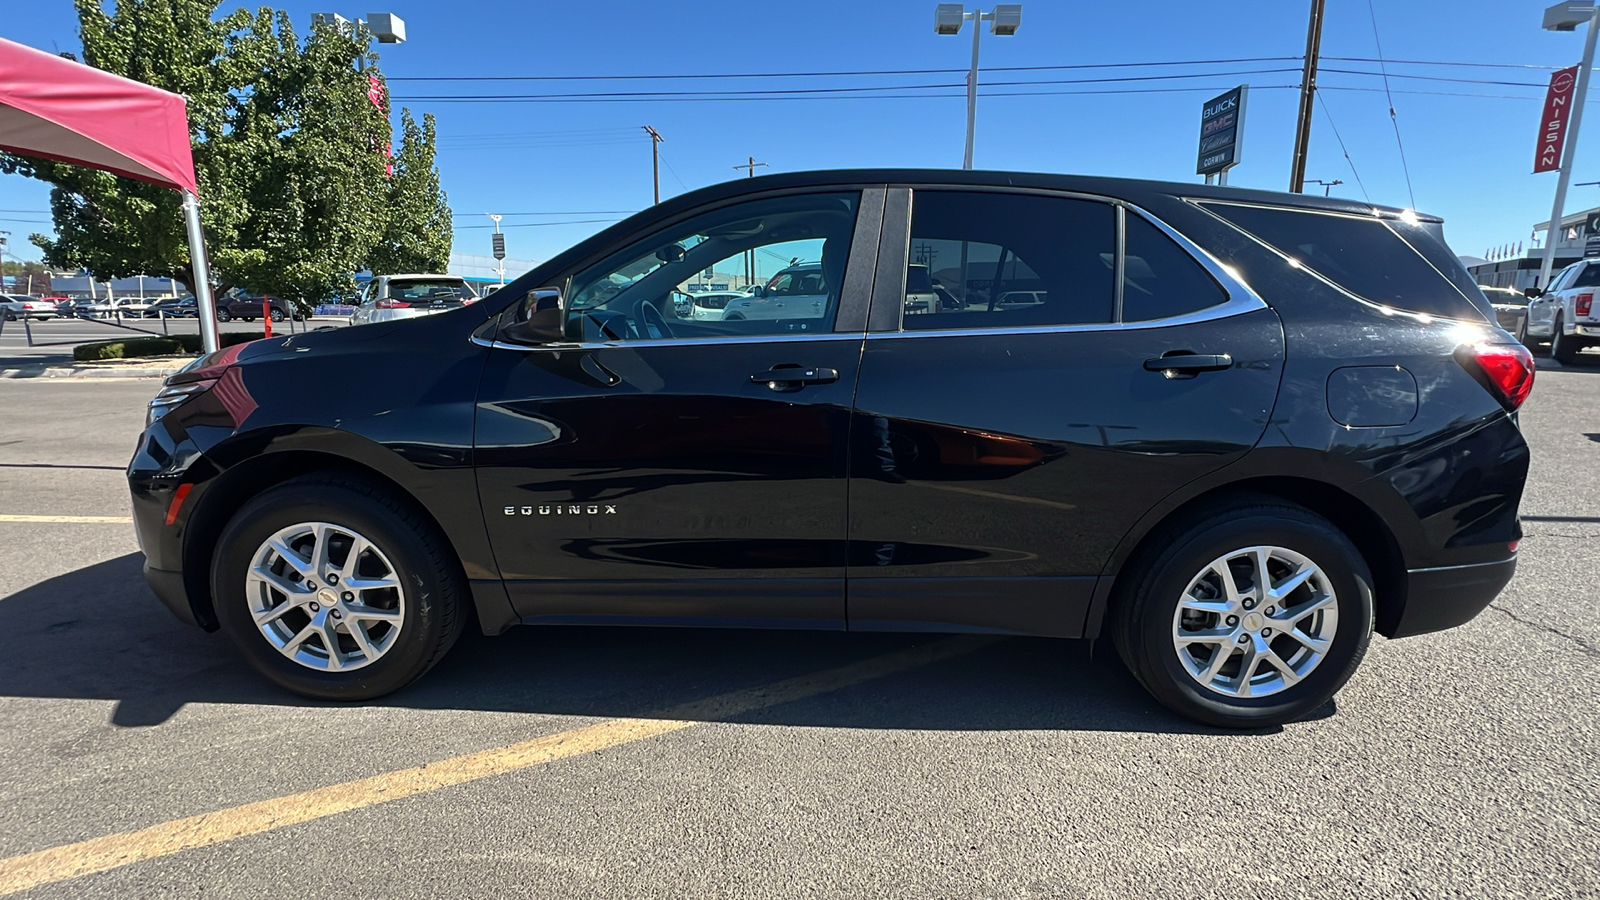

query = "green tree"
[368, 109, 452, 275]
[0, 0, 449, 306]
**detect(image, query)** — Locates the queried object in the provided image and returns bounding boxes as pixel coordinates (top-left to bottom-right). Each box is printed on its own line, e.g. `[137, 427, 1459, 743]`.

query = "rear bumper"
[1382, 557, 1516, 639]
[143, 561, 198, 627]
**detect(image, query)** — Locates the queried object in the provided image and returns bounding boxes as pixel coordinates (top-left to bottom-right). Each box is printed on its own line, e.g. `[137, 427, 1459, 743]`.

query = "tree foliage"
[0, 0, 451, 304]
[367, 110, 452, 275]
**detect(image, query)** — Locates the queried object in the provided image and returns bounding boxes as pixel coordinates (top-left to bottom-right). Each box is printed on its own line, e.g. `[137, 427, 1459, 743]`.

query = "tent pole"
[181, 190, 220, 354]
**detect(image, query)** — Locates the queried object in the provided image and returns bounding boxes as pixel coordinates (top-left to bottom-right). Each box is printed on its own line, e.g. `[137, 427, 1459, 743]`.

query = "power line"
[1317, 92, 1371, 203]
[387, 57, 1303, 82]
[451, 210, 637, 217]
[1365, 0, 1416, 209]
[455, 217, 625, 230]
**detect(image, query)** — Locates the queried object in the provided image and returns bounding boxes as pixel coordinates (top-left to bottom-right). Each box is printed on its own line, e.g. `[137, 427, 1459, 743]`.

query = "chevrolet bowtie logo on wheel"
[504, 504, 618, 516]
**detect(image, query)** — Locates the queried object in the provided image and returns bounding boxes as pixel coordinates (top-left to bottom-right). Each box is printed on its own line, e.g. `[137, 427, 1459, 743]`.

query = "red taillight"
[1578, 293, 1594, 316]
[375, 299, 410, 309]
[1462, 342, 1535, 410]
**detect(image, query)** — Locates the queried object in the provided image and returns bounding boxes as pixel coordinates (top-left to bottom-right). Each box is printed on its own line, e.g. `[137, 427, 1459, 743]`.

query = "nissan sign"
[1535, 66, 1580, 174]
[1197, 85, 1248, 177]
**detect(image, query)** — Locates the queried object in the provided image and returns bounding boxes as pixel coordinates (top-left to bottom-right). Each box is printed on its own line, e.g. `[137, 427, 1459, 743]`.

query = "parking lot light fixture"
[1538, 1, 1600, 288]
[934, 5, 1023, 170]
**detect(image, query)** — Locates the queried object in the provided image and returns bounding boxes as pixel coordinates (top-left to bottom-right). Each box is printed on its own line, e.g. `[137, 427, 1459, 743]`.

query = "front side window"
[559, 192, 859, 341]
[901, 191, 1115, 330]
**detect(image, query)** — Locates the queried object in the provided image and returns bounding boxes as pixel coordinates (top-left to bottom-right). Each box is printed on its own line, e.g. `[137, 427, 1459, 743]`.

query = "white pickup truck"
[1527, 259, 1600, 364]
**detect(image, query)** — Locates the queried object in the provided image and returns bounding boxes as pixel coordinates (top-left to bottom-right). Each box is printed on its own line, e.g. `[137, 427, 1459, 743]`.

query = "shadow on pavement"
[0, 553, 1327, 735]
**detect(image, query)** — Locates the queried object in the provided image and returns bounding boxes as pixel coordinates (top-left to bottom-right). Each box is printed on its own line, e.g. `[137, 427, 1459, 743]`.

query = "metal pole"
[1540, 7, 1600, 288]
[182, 190, 221, 354]
[643, 126, 663, 205]
[963, 9, 982, 170]
[1289, 0, 1327, 193]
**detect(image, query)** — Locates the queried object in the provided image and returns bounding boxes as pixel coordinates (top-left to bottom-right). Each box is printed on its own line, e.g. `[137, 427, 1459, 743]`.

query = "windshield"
[389, 280, 475, 300]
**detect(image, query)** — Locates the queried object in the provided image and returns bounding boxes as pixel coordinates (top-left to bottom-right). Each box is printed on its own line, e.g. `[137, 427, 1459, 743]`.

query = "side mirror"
[501, 287, 566, 344]
[1524, 287, 1544, 299]
[747, 286, 764, 298]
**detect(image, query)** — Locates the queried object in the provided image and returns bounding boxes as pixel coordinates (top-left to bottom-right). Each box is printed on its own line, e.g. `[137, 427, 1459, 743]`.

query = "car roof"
[382, 274, 464, 281]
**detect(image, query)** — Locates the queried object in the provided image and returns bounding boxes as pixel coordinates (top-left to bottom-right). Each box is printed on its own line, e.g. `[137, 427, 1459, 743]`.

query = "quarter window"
[1121, 215, 1228, 322]
[901, 191, 1115, 330]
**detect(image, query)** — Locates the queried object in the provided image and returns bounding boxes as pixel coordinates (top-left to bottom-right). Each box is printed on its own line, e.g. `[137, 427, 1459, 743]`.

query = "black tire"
[270, 309, 286, 322]
[1552, 315, 1583, 365]
[216, 308, 232, 323]
[1514, 314, 1531, 347]
[211, 473, 467, 700]
[1110, 497, 1374, 729]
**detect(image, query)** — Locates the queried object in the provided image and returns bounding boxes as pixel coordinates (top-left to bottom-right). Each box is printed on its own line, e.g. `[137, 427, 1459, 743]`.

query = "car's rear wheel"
[1552, 315, 1584, 365]
[1111, 498, 1373, 729]
[212, 474, 466, 700]
[1514, 314, 1531, 346]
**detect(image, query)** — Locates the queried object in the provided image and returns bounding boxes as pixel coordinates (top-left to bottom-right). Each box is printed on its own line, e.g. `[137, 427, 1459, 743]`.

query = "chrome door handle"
[750, 366, 839, 390]
[1144, 353, 1233, 378]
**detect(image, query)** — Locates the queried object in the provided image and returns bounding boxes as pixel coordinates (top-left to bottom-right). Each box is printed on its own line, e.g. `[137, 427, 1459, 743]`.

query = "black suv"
[128, 170, 1534, 728]
[216, 292, 303, 323]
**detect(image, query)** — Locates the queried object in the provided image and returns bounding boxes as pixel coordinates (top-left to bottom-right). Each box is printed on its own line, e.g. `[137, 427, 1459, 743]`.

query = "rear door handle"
[750, 366, 840, 389]
[1143, 353, 1233, 376]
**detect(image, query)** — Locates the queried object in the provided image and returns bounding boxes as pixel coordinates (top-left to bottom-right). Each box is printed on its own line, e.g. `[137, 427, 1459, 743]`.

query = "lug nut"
[341, 592, 354, 602]
[328, 574, 339, 585]
[1226, 615, 1239, 626]
[305, 580, 317, 590]
[1237, 634, 1250, 644]
[1262, 627, 1274, 637]
[331, 610, 342, 619]
[1265, 606, 1276, 615]
[308, 602, 320, 612]
[1242, 599, 1256, 610]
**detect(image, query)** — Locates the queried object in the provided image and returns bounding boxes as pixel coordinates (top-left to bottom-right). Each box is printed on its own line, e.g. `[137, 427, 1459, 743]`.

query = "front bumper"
[1383, 556, 1516, 639]
[143, 562, 197, 627]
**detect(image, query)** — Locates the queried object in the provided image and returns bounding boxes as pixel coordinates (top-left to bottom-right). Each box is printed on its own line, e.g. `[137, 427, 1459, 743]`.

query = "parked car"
[1524, 260, 1600, 363]
[112, 296, 154, 318]
[1480, 286, 1530, 341]
[350, 275, 477, 325]
[66, 297, 112, 318]
[144, 296, 199, 318]
[129, 170, 1533, 729]
[719, 262, 829, 321]
[684, 290, 747, 321]
[0, 293, 26, 321]
[218, 293, 303, 323]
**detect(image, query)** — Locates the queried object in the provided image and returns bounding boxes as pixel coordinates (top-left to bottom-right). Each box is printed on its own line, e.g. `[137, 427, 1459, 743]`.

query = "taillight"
[375, 299, 410, 309]
[1458, 342, 1535, 410]
[1577, 293, 1594, 316]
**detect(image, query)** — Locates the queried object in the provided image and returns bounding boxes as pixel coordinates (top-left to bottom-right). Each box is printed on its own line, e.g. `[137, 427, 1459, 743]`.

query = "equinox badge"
[505, 504, 618, 516]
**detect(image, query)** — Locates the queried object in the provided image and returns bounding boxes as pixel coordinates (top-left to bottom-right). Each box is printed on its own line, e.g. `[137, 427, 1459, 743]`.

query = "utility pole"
[733, 157, 768, 286]
[643, 126, 664, 205]
[1289, 0, 1327, 193]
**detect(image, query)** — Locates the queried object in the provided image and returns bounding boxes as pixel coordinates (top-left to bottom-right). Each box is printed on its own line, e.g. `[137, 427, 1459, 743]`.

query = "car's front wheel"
[1111, 498, 1373, 729]
[212, 474, 467, 700]
[216, 308, 232, 323]
[270, 309, 286, 322]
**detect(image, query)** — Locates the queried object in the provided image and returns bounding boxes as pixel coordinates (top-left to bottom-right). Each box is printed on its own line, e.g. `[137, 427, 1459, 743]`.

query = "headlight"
[147, 379, 217, 426]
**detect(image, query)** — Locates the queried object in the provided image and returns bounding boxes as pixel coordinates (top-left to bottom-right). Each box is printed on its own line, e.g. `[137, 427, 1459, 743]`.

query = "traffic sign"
[491, 233, 505, 261]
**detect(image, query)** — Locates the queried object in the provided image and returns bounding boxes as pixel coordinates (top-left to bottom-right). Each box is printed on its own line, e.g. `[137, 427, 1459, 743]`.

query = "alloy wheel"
[1171, 545, 1338, 699]
[244, 521, 406, 672]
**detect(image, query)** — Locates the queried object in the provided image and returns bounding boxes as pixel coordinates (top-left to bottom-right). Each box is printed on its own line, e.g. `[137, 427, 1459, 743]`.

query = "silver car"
[350, 275, 478, 326]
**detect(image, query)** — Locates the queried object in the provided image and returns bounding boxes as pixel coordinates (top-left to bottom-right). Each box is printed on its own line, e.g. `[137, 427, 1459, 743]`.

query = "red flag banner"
[1536, 65, 1580, 173]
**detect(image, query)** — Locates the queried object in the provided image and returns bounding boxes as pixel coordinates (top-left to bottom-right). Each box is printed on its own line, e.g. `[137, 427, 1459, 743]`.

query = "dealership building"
[1465, 205, 1600, 291]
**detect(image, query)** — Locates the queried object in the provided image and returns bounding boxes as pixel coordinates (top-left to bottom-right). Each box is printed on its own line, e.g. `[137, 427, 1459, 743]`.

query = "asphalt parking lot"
[0, 363, 1596, 899]
[0, 315, 337, 371]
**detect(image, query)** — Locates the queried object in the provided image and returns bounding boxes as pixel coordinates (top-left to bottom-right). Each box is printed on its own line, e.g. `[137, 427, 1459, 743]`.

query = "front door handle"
[750, 366, 839, 390]
[1143, 353, 1233, 378]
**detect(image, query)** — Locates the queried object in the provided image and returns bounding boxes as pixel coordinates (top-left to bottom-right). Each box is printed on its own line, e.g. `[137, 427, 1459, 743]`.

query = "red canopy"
[0, 36, 197, 193]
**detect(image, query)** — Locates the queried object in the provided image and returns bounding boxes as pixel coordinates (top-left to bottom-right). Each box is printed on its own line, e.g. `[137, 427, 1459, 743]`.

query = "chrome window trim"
[881, 188, 1265, 336]
[472, 331, 866, 352]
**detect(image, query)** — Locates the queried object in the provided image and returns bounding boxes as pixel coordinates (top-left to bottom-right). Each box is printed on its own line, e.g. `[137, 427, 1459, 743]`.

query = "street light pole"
[1540, 1, 1600, 288]
[936, 5, 1021, 170]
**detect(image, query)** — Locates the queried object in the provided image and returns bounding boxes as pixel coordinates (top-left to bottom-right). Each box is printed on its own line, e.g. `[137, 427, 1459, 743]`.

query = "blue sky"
[0, 1, 1591, 267]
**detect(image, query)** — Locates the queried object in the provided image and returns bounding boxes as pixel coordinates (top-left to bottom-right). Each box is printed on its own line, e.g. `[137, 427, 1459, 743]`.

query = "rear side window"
[1122, 215, 1228, 322]
[903, 191, 1115, 330]
[1205, 203, 1488, 320]
[1571, 264, 1600, 288]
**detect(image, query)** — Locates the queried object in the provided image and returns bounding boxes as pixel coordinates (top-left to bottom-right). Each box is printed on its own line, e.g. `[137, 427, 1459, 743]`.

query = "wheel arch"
[180, 444, 500, 634]
[1085, 474, 1408, 640]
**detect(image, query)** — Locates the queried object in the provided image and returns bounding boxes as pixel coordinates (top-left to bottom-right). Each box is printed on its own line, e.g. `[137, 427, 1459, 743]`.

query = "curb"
[1, 365, 183, 379]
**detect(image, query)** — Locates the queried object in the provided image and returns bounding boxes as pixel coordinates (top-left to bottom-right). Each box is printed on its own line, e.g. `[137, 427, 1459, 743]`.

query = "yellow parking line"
[0, 515, 132, 524]
[0, 636, 994, 896]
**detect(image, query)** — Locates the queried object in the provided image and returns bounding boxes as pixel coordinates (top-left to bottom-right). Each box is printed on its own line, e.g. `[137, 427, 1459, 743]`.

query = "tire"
[217, 308, 232, 323]
[1514, 314, 1531, 347]
[1110, 497, 1374, 729]
[1552, 315, 1583, 365]
[270, 309, 286, 322]
[211, 473, 467, 700]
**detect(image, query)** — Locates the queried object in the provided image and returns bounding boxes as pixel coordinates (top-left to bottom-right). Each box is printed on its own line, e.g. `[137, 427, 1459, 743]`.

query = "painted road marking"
[0, 515, 133, 524]
[0, 636, 994, 896]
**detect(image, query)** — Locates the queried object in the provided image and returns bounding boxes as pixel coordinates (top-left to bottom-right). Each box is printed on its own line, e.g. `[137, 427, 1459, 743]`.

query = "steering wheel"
[632, 297, 674, 340]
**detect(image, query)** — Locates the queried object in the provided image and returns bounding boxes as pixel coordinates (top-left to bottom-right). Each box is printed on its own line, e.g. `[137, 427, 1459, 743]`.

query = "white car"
[351, 275, 478, 326]
[0, 293, 28, 321]
[685, 291, 747, 322]
[1526, 260, 1600, 364]
[719, 263, 828, 322]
